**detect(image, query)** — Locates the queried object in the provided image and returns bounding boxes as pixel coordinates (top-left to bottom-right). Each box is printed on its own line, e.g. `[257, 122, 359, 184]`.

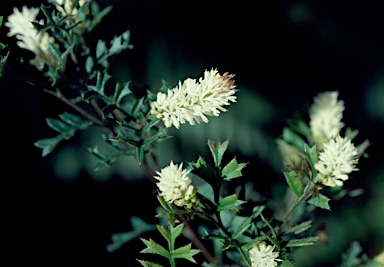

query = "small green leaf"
[188, 157, 215, 185]
[217, 194, 245, 212]
[58, 112, 92, 129]
[221, 157, 247, 181]
[96, 40, 107, 59]
[0, 16, 3, 27]
[113, 81, 132, 106]
[137, 260, 165, 267]
[142, 129, 171, 147]
[286, 236, 319, 247]
[242, 236, 267, 251]
[46, 118, 76, 139]
[34, 135, 64, 157]
[284, 171, 304, 198]
[172, 243, 200, 263]
[252, 205, 266, 219]
[307, 193, 331, 210]
[140, 238, 170, 258]
[207, 139, 229, 168]
[85, 56, 94, 74]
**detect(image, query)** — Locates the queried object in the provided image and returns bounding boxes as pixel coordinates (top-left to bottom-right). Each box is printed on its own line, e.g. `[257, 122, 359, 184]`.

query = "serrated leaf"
[303, 144, 319, 178]
[307, 193, 331, 210]
[217, 194, 245, 212]
[221, 158, 247, 181]
[286, 236, 319, 247]
[207, 139, 228, 168]
[284, 171, 304, 198]
[173, 243, 200, 262]
[232, 216, 252, 239]
[34, 135, 64, 157]
[137, 260, 165, 267]
[285, 220, 312, 235]
[140, 238, 170, 258]
[241, 236, 267, 251]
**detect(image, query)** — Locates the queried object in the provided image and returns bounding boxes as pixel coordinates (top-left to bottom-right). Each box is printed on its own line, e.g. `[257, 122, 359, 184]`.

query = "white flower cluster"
[150, 68, 237, 129]
[248, 241, 280, 267]
[309, 91, 345, 144]
[315, 135, 359, 187]
[154, 161, 198, 209]
[49, 0, 86, 16]
[5, 6, 60, 71]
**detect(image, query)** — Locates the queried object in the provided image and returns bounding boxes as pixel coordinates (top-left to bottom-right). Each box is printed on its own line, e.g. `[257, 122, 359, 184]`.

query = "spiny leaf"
[172, 243, 200, 263]
[307, 193, 331, 210]
[285, 220, 312, 235]
[217, 194, 245, 212]
[137, 260, 165, 267]
[222, 157, 247, 181]
[207, 139, 229, 168]
[34, 135, 64, 157]
[232, 216, 252, 239]
[140, 238, 170, 258]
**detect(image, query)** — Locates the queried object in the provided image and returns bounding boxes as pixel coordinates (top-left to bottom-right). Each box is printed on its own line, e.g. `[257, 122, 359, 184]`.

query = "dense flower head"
[5, 6, 60, 71]
[154, 161, 198, 209]
[50, 0, 86, 16]
[315, 135, 359, 187]
[150, 68, 237, 129]
[249, 241, 280, 267]
[309, 91, 345, 145]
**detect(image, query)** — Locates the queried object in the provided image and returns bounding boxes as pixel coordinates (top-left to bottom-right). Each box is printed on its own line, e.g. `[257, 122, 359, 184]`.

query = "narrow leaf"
[285, 220, 312, 235]
[286, 236, 320, 247]
[232, 216, 252, 239]
[137, 260, 165, 267]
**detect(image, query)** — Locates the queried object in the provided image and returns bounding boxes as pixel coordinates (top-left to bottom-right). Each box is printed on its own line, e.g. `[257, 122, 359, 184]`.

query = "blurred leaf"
[284, 171, 304, 198]
[340, 241, 363, 267]
[46, 118, 76, 139]
[58, 112, 92, 129]
[106, 216, 156, 253]
[34, 135, 64, 157]
[281, 260, 295, 267]
[137, 260, 165, 267]
[282, 127, 305, 150]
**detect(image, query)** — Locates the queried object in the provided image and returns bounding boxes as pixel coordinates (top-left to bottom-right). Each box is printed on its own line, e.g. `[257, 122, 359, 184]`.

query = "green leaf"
[282, 127, 305, 150]
[89, 4, 113, 31]
[136, 146, 144, 166]
[85, 56, 94, 74]
[96, 40, 107, 59]
[58, 112, 92, 129]
[217, 194, 245, 212]
[241, 236, 267, 251]
[101, 104, 117, 119]
[137, 260, 165, 267]
[207, 139, 229, 168]
[286, 236, 320, 247]
[303, 144, 319, 178]
[142, 129, 171, 147]
[307, 193, 331, 210]
[281, 260, 295, 267]
[221, 157, 247, 181]
[340, 241, 363, 267]
[0, 16, 3, 27]
[106, 216, 156, 253]
[40, 4, 55, 24]
[285, 220, 312, 235]
[251, 205, 266, 219]
[172, 243, 200, 262]
[140, 238, 170, 258]
[46, 118, 75, 138]
[156, 224, 183, 245]
[284, 171, 304, 198]
[113, 81, 132, 106]
[232, 216, 252, 239]
[34, 135, 64, 157]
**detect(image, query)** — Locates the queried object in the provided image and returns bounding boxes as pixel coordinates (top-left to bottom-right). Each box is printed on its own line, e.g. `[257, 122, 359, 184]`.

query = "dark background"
[1, 1, 383, 266]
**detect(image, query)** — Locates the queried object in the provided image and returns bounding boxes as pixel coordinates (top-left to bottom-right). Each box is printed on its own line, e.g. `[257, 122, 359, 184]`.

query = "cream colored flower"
[150, 68, 237, 129]
[5, 6, 54, 53]
[154, 161, 198, 209]
[5, 6, 60, 71]
[249, 241, 280, 267]
[315, 135, 359, 187]
[309, 91, 345, 145]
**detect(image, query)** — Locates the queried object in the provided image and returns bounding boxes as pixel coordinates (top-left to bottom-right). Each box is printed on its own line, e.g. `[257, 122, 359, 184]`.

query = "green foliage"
[139, 223, 200, 267]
